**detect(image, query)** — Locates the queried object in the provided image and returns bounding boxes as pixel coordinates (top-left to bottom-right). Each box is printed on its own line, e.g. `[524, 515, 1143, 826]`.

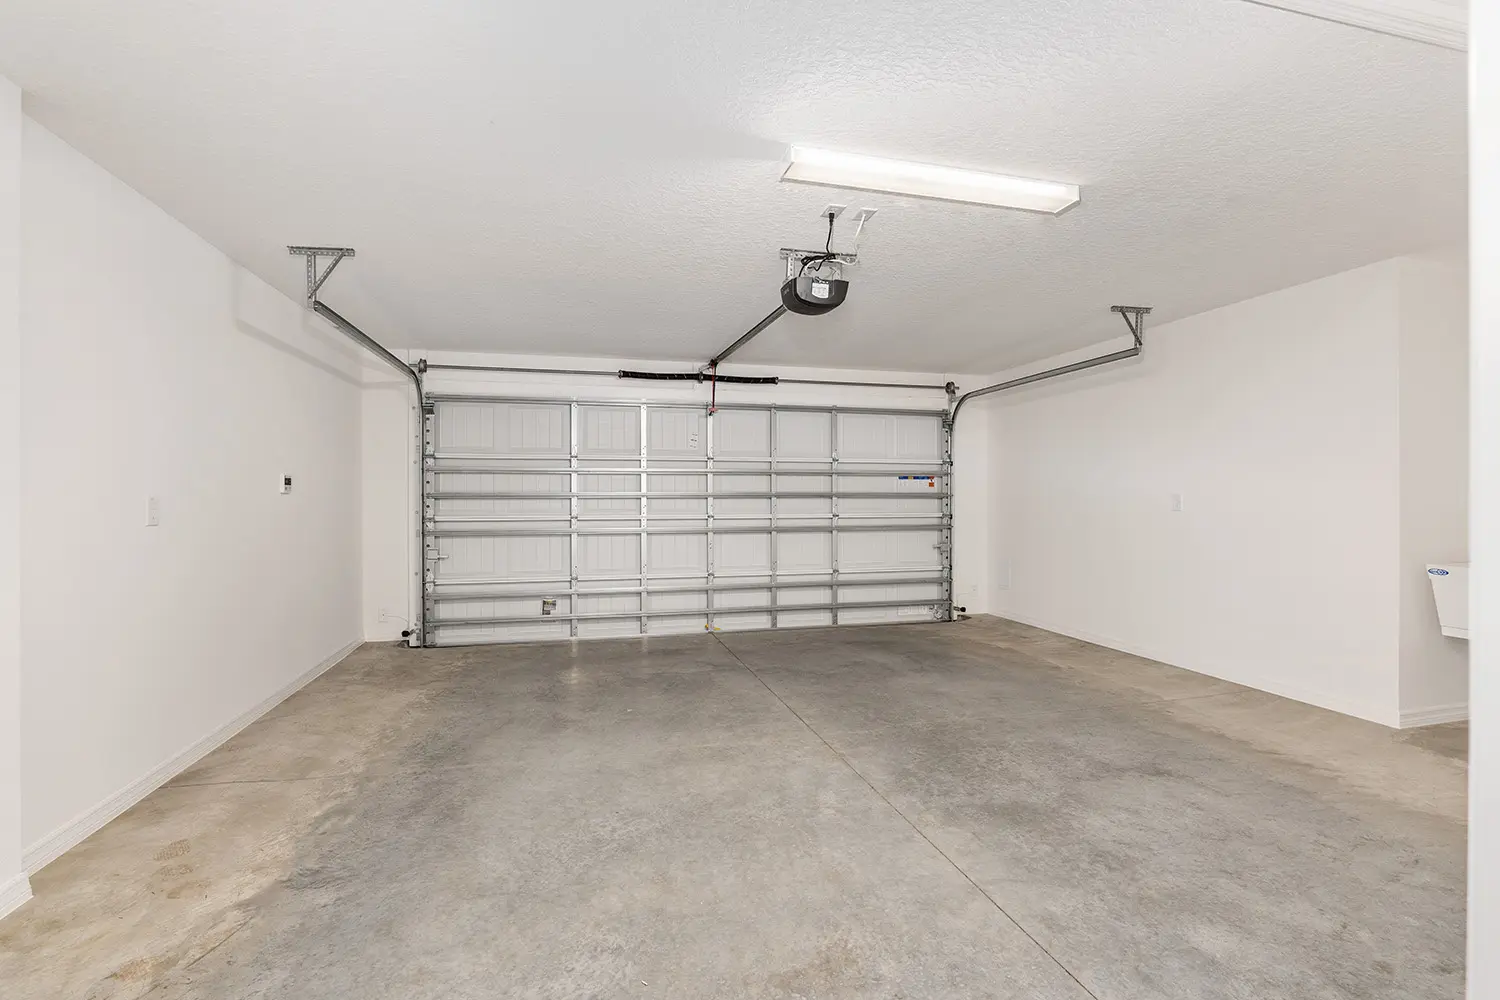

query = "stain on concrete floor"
[0, 618, 1468, 999]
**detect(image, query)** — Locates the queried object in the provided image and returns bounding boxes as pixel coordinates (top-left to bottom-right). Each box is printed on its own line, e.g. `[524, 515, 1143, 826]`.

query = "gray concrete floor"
[0, 616, 1468, 999]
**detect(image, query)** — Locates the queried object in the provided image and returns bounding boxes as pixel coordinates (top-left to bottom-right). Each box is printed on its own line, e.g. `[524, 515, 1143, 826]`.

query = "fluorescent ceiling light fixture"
[781, 147, 1080, 215]
[1238, 0, 1466, 50]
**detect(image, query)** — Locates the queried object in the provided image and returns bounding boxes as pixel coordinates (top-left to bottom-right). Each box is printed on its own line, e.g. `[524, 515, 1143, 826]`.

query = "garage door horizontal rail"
[431, 598, 947, 629]
[428, 522, 944, 537]
[423, 393, 947, 419]
[427, 576, 947, 602]
[429, 457, 944, 468]
[426, 466, 948, 477]
[436, 572, 924, 587]
[431, 513, 942, 524]
[428, 490, 948, 501]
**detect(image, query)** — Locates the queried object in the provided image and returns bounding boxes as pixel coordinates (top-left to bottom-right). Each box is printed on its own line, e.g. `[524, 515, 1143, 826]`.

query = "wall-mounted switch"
[280, 475, 293, 495]
[146, 497, 160, 527]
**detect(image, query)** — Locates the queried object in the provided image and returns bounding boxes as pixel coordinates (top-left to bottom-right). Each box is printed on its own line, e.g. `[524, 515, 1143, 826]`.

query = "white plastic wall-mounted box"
[1426, 562, 1469, 639]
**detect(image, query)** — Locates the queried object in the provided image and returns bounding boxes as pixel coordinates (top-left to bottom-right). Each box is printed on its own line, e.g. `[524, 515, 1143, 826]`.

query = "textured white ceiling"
[0, 0, 1465, 371]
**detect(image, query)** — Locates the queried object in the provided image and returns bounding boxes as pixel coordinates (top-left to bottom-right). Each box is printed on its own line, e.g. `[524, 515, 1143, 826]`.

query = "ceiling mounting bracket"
[287, 245, 357, 306]
[1111, 305, 1152, 347]
[779, 247, 857, 280]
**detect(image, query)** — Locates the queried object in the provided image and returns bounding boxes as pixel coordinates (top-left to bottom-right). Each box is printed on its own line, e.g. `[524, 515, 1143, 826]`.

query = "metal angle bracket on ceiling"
[287, 245, 357, 306]
[1111, 305, 1151, 347]
[779, 247, 858, 281]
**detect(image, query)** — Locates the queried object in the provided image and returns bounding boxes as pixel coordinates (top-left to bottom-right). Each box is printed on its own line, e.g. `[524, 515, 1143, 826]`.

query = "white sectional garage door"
[421, 395, 952, 646]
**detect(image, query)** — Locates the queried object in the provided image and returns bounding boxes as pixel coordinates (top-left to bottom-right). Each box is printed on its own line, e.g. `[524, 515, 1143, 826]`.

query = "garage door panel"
[432, 594, 547, 623]
[648, 472, 707, 516]
[714, 408, 771, 457]
[437, 402, 569, 456]
[715, 532, 771, 577]
[839, 581, 945, 605]
[576, 619, 644, 639]
[777, 533, 833, 575]
[777, 609, 835, 628]
[647, 591, 708, 613]
[575, 593, 642, 616]
[434, 499, 570, 519]
[836, 604, 920, 625]
[434, 621, 570, 645]
[648, 533, 707, 577]
[579, 472, 639, 515]
[648, 408, 706, 458]
[781, 473, 832, 492]
[652, 615, 712, 635]
[779, 498, 834, 518]
[716, 587, 773, 610]
[433, 534, 568, 583]
[839, 530, 943, 574]
[717, 471, 772, 518]
[423, 397, 950, 644]
[578, 405, 640, 457]
[778, 584, 833, 605]
[840, 496, 943, 516]
[714, 611, 775, 632]
[717, 497, 772, 517]
[775, 411, 831, 460]
[574, 519, 643, 533]
[579, 534, 642, 578]
[837, 412, 942, 463]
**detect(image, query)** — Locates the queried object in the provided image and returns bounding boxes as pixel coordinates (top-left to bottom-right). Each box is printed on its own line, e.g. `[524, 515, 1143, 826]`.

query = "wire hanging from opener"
[799, 211, 839, 275]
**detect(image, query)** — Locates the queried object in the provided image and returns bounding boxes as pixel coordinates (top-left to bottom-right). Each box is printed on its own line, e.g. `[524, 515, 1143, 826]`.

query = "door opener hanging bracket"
[780, 247, 858, 280]
[288, 246, 357, 306]
[1110, 305, 1152, 347]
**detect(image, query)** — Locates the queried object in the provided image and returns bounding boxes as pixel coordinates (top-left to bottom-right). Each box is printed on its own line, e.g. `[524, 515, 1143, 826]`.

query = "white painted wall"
[0, 76, 28, 918]
[989, 261, 1417, 725]
[1397, 251, 1469, 723]
[361, 377, 419, 642]
[361, 352, 989, 642]
[1469, 1, 1498, 993]
[17, 120, 365, 869]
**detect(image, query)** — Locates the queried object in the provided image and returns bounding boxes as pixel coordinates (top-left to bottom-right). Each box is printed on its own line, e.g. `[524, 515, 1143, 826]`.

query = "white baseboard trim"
[989, 609, 1399, 727]
[22, 637, 364, 876]
[0, 873, 33, 920]
[1398, 703, 1469, 728]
